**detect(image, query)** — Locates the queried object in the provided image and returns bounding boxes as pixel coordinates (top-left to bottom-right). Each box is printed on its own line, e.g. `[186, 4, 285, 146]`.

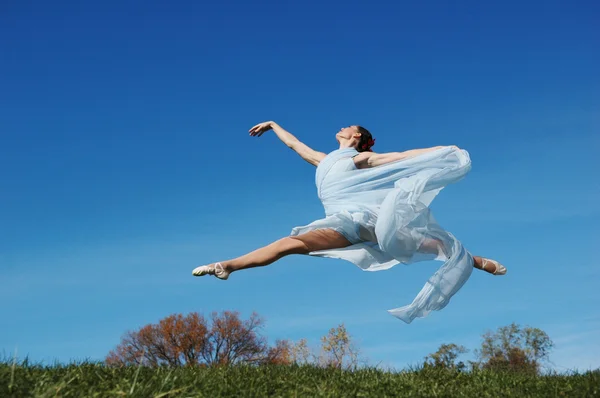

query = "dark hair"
[355, 126, 375, 152]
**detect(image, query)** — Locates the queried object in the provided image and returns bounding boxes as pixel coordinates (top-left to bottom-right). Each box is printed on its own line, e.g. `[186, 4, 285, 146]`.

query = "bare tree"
[319, 324, 361, 370]
[291, 338, 313, 365]
[106, 311, 289, 367]
[203, 311, 268, 365]
[106, 313, 209, 367]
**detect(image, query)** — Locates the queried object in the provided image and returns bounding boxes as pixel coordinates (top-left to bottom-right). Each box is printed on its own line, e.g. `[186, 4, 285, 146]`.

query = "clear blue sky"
[1, 0, 598, 371]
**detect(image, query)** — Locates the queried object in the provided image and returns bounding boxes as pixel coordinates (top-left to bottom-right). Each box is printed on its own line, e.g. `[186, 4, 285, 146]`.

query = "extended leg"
[473, 256, 506, 275]
[192, 229, 353, 279]
[418, 238, 506, 275]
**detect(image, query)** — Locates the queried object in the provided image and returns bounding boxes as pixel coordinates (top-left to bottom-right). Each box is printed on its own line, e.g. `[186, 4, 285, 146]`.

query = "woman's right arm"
[354, 146, 454, 168]
[249, 121, 326, 166]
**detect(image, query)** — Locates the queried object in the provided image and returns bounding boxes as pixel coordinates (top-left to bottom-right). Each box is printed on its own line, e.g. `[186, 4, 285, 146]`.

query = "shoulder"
[352, 152, 375, 169]
[310, 150, 327, 166]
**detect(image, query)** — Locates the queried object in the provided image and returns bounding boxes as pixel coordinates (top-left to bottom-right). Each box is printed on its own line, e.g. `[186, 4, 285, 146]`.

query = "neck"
[338, 140, 357, 150]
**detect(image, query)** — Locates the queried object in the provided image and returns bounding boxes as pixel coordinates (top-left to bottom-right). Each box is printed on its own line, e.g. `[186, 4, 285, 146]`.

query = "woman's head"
[336, 125, 375, 152]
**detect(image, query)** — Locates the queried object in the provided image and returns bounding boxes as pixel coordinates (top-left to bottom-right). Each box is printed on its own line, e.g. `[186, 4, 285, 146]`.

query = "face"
[335, 126, 360, 142]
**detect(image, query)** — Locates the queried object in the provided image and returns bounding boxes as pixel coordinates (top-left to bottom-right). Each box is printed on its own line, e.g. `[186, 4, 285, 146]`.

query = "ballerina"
[193, 121, 506, 323]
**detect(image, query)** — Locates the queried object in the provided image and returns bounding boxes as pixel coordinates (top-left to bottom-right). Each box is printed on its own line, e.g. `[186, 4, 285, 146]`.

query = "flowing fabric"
[290, 146, 474, 323]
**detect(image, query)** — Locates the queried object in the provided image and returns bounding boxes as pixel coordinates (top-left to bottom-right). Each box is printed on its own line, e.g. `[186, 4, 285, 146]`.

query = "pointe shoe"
[481, 258, 507, 275]
[192, 262, 230, 280]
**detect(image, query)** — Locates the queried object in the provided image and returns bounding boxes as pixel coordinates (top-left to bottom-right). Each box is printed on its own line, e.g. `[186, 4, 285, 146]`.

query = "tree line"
[106, 311, 553, 374]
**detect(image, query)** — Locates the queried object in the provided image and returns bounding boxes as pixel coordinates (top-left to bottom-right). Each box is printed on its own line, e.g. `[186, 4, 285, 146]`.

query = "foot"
[192, 262, 230, 280]
[479, 258, 507, 275]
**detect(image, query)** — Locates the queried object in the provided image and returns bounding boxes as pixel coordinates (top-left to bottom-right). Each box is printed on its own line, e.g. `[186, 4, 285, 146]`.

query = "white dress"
[290, 146, 474, 323]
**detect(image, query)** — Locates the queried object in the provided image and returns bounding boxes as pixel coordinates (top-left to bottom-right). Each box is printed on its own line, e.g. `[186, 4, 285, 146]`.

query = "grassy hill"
[2, 362, 599, 397]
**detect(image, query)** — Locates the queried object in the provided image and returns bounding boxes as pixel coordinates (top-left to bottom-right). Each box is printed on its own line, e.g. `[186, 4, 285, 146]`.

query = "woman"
[193, 121, 506, 323]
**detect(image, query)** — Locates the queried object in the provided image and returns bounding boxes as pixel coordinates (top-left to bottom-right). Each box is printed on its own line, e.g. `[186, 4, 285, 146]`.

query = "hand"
[249, 121, 274, 137]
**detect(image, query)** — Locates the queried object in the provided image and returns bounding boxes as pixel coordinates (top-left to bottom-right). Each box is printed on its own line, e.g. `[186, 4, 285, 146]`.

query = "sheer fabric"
[290, 146, 473, 323]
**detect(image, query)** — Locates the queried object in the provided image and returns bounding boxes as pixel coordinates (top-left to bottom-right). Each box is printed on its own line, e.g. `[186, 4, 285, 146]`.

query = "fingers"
[249, 124, 260, 135]
[249, 122, 268, 136]
[249, 123, 263, 134]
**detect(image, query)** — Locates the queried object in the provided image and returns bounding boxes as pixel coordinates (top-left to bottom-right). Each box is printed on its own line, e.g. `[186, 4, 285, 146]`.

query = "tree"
[106, 312, 209, 367]
[264, 339, 293, 365]
[319, 323, 360, 370]
[284, 324, 364, 369]
[476, 323, 554, 374]
[106, 311, 291, 367]
[291, 338, 313, 365]
[424, 343, 468, 371]
[203, 311, 268, 366]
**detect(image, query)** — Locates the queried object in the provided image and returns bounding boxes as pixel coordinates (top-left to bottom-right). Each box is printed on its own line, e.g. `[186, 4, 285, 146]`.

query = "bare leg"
[418, 238, 447, 257]
[192, 229, 352, 279]
[419, 238, 506, 275]
[473, 256, 506, 275]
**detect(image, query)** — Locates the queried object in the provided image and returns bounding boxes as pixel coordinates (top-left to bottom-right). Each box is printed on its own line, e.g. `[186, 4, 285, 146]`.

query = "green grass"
[1, 361, 598, 397]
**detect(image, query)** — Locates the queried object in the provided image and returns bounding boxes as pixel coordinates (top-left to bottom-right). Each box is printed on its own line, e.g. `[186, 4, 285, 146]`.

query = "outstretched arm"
[354, 146, 456, 168]
[249, 121, 326, 166]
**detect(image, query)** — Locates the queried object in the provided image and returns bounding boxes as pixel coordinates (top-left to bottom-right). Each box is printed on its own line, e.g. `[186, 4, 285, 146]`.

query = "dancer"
[193, 121, 506, 323]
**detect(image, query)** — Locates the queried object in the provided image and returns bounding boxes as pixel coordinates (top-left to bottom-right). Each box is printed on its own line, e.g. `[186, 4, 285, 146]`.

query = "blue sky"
[1, 0, 599, 371]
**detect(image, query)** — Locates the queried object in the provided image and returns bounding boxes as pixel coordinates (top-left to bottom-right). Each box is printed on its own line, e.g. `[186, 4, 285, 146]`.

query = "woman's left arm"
[354, 146, 456, 168]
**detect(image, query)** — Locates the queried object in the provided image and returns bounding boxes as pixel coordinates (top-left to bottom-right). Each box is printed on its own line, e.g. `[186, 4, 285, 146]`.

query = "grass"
[1, 361, 599, 397]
